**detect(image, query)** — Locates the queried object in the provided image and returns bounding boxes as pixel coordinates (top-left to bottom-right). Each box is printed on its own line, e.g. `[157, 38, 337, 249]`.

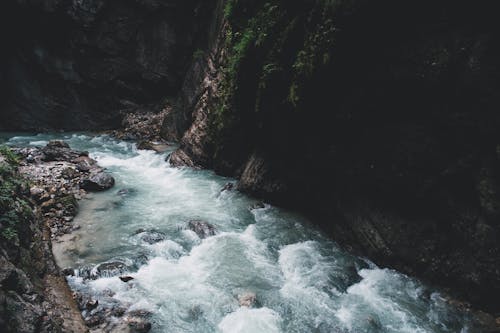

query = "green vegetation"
[0, 148, 33, 245]
[0, 145, 20, 165]
[207, 0, 340, 161]
[192, 48, 205, 61]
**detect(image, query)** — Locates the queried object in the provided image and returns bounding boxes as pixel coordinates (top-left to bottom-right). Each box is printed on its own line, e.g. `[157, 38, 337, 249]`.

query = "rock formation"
[165, 0, 500, 313]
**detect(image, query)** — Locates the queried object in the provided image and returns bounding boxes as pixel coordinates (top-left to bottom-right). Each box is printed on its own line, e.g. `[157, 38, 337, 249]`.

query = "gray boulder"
[80, 172, 115, 191]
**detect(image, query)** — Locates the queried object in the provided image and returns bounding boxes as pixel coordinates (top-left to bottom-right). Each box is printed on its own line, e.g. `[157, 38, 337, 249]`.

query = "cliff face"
[0, 150, 60, 332]
[0, 0, 214, 131]
[166, 0, 500, 312]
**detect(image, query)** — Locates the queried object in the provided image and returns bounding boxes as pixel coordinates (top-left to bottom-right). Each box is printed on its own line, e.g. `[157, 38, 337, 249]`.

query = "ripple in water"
[6, 133, 486, 332]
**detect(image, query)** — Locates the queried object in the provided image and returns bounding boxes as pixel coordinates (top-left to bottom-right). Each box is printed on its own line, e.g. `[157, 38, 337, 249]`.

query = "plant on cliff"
[0, 148, 33, 245]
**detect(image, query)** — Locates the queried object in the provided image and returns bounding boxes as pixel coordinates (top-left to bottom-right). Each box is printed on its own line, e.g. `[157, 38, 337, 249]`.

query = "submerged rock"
[137, 140, 171, 153]
[86, 299, 99, 310]
[119, 276, 134, 283]
[117, 188, 136, 196]
[94, 261, 128, 278]
[187, 220, 216, 239]
[137, 230, 167, 244]
[221, 182, 234, 192]
[238, 292, 257, 307]
[80, 172, 115, 191]
[249, 202, 266, 210]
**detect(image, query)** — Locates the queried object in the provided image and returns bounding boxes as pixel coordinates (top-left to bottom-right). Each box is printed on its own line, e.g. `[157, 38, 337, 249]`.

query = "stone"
[128, 319, 152, 333]
[221, 182, 234, 192]
[80, 172, 115, 191]
[249, 202, 266, 210]
[47, 140, 70, 149]
[138, 230, 166, 244]
[238, 292, 257, 307]
[187, 220, 216, 239]
[94, 262, 128, 278]
[119, 276, 134, 283]
[73, 156, 97, 172]
[117, 188, 136, 196]
[61, 167, 79, 179]
[86, 299, 99, 310]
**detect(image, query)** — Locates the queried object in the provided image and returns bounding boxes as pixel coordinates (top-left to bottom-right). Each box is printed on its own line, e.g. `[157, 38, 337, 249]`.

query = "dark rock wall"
[0, 152, 59, 332]
[0, 0, 215, 130]
[167, 0, 500, 312]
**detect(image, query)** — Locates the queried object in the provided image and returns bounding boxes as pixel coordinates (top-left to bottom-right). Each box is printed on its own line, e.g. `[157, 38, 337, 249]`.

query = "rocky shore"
[1, 140, 122, 332]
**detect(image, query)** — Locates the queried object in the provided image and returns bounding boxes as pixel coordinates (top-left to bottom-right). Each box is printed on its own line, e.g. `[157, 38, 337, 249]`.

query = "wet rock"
[127, 310, 152, 318]
[85, 315, 103, 327]
[119, 276, 134, 283]
[73, 156, 97, 172]
[117, 188, 136, 196]
[249, 202, 266, 210]
[221, 182, 234, 192]
[137, 141, 155, 151]
[137, 140, 171, 153]
[187, 220, 216, 239]
[80, 172, 115, 191]
[168, 149, 199, 168]
[111, 307, 126, 317]
[86, 299, 99, 310]
[128, 319, 152, 333]
[138, 230, 166, 244]
[94, 261, 128, 278]
[62, 267, 75, 276]
[238, 292, 257, 307]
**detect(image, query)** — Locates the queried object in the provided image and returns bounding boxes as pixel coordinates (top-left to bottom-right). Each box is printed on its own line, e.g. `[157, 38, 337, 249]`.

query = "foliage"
[0, 145, 20, 165]
[192, 49, 205, 61]
[0, 152, 33, 245]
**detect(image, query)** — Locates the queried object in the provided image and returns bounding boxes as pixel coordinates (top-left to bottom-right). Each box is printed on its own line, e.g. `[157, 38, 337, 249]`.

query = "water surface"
[6, 133, 484, 333]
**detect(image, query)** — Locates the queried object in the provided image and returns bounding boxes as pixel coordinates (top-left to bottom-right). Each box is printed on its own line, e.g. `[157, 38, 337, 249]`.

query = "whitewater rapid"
[4, 133, 485, 332]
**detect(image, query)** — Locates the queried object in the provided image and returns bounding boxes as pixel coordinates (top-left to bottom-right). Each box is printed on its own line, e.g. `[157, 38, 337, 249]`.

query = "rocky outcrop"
[0, 147, 87, 332]
[165, 0, 500, 313]
[187, 220, 216, 239]
[0, 0, 216, 131]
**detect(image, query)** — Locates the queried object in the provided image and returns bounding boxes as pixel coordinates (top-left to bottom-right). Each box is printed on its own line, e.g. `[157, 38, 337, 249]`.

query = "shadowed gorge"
[1, 0, 500, 332]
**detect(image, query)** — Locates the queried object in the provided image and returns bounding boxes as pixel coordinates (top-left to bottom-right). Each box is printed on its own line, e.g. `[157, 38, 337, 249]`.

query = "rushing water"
[3, 133, 486, 333]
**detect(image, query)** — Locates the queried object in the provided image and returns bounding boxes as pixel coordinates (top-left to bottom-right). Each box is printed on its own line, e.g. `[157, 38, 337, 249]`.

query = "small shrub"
[0, 146, 20, 165]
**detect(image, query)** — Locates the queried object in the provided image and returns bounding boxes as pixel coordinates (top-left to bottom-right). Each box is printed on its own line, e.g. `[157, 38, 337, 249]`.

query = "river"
[3, 133, 484, 333]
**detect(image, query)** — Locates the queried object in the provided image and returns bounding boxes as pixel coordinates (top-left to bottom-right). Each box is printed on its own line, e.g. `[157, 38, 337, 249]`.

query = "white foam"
[218, 307, 282, 333]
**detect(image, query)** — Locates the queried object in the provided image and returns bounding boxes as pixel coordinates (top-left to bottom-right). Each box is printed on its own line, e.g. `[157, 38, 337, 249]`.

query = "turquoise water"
[5, 133, 485, 333]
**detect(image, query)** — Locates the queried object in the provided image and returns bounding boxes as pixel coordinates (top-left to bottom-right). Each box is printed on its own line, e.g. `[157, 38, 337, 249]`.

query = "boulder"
[80, 172, 115, 191]
[41, 141, 80, 162]
[94, 261, 128, 278]
[73, 156, 97, 172]
[187, 220, 216, 239]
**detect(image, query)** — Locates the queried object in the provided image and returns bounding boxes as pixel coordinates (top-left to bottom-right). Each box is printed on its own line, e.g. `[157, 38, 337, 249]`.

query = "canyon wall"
[0, 0, 214, 131]
[166, 0, 500, 312]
